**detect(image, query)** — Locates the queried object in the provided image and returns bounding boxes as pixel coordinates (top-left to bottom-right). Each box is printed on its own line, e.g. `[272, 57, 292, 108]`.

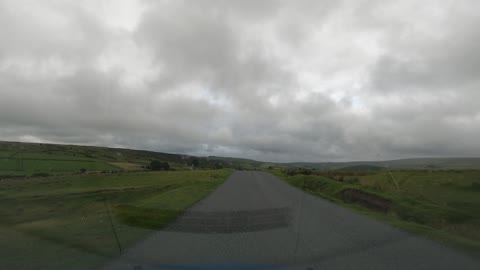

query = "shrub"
[147, 160, 171, 171]
[190, 158, 200, 168]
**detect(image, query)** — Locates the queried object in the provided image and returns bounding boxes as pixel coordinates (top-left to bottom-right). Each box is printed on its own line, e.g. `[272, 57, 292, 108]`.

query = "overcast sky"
[1, 0, 479, 162]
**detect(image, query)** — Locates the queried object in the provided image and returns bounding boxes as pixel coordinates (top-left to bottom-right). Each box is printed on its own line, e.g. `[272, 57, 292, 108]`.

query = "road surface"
[104, 171, 479, 269]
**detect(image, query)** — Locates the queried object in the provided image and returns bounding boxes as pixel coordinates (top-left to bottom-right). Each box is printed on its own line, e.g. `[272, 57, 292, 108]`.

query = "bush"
[147, 160, 171, 171]
[190, 158, 200, 168]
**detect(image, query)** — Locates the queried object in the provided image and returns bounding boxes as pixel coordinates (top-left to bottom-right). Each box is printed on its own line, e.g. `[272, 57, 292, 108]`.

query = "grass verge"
[269, 169, 480, 257]
[0, 169, 232, 270]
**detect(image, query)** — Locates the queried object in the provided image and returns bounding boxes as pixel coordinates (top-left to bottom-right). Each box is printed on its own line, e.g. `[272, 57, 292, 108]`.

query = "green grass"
[0, 169, 232, 270]
[0, 151, 120, 173]
[270, 169, 480, 257]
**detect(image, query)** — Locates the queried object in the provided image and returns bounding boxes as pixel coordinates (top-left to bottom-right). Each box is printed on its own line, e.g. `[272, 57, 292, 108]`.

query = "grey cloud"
[0, 0, 479, 162]
[136, 1, 296, 101]
[0, 0, 110, 64]
[368, 2, 480, 92]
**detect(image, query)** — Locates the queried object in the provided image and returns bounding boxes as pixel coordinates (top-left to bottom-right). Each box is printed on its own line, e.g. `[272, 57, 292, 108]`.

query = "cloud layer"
[1, 0, 479, 162]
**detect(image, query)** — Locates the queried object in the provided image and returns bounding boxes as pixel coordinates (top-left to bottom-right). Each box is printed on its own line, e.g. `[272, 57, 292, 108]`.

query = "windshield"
[0, 1, 479, 269]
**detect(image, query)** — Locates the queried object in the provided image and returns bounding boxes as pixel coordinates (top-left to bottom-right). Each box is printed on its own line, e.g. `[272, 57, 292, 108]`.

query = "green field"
[0, 141, 266, 175]
[272, 168, 480, 256]
[0, 169, 232, 270]
[0, 158, 119, 172]
[0, 148, 121, 175]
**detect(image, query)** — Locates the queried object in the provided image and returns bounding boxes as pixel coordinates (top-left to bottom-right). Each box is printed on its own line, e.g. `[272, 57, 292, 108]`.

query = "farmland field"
[0, 141, 262, 176]
[0, 148, 121, 175]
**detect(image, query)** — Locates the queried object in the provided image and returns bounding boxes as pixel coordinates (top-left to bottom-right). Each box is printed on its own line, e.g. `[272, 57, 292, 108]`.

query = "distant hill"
[336, 164, 385, 171]
[2, 141, 480, 175]
[207, 156, 263, 170]
[281, 158, 480, 170]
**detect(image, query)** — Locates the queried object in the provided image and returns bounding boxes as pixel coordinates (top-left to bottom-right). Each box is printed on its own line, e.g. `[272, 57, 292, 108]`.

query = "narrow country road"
[103, 171, 479, 269]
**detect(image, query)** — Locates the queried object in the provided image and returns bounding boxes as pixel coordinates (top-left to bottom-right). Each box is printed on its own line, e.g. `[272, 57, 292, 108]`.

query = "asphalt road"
[104, 171, 479, 270]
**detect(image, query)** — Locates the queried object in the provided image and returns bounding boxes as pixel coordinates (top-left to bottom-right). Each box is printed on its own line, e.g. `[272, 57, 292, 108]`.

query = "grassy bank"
[0, 169, 232, 270]
[270, 169, 480, 256]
